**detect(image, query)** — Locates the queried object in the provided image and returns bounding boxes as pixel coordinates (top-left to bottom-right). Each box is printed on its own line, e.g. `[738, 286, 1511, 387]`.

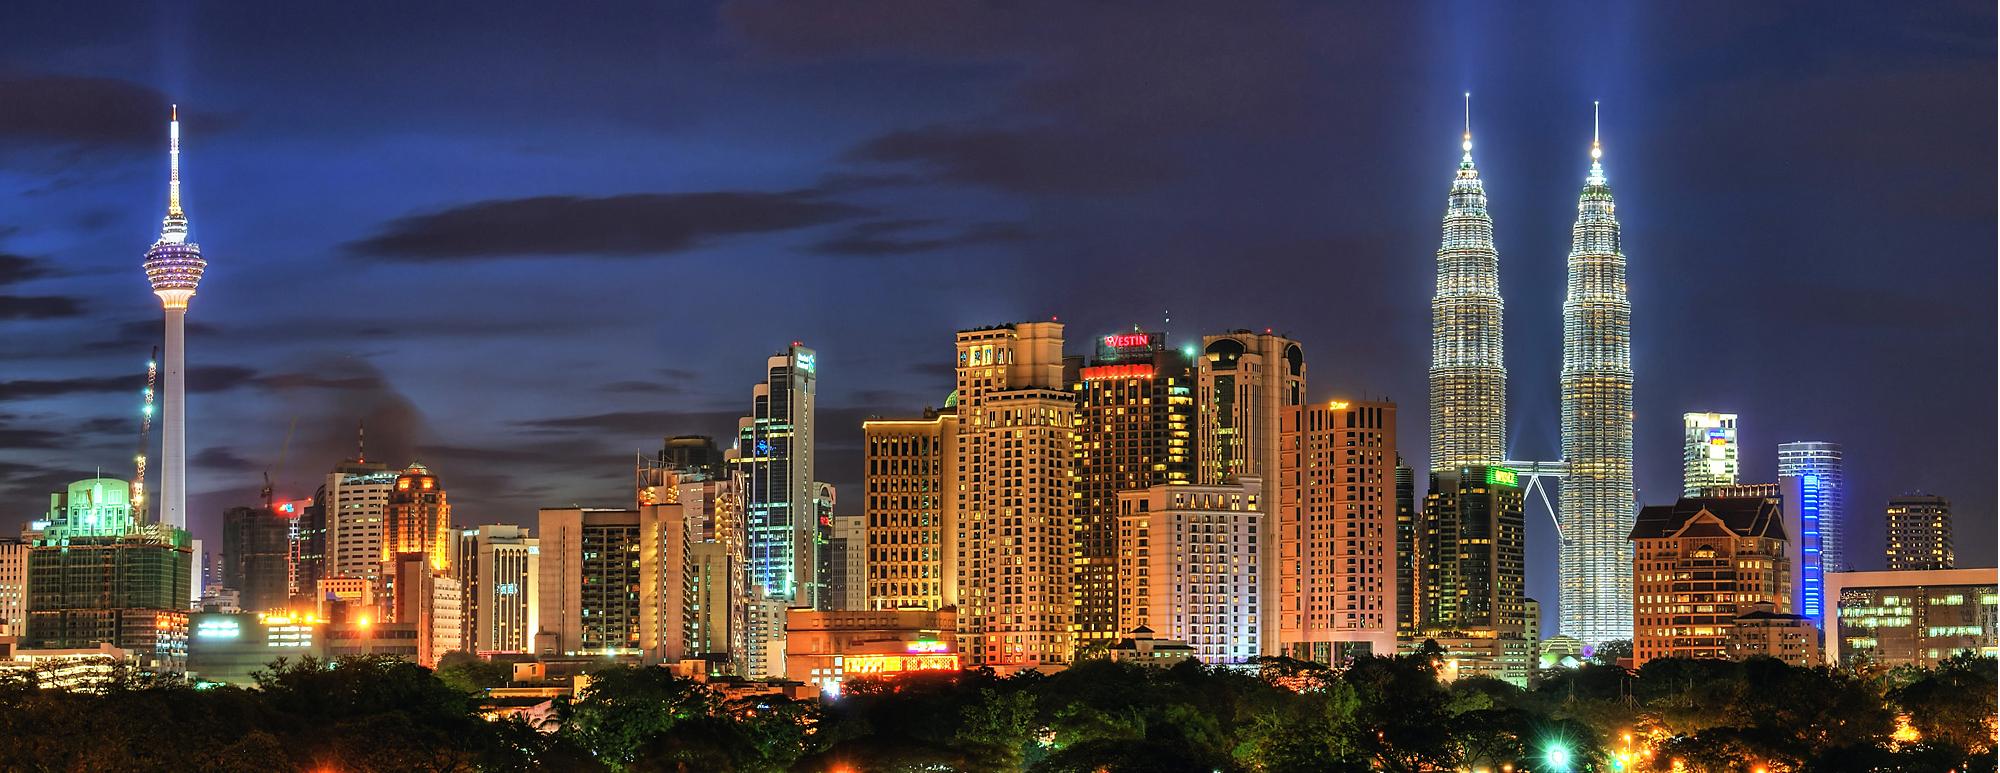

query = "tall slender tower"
[1431, 94, 1506, 472]
[1558, 103, 1635, 644]
[143, 106, 206, 530]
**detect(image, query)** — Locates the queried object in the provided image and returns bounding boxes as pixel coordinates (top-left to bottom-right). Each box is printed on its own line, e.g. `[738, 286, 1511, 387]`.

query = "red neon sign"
[1102, 333, 1151, 349]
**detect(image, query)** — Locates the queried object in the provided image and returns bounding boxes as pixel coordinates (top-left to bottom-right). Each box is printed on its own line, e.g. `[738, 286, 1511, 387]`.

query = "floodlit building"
[954, 322, 1075, 671]
[536, 508, 641, 656]
[1825, 568, 1998, 667]
[1682, 413, 1738, 497]
[454, 525, 538, 654]
[1429, 99, 1507, 474]
[1413, 465, 1528, 685]
[1116, 479, 1262, 665]
[382, 463, 451, 572]
[1067, 331, 1196, 647]
[0, 539, 27, 638]
[1628, 497, 1792, 665]
[25, 479, 193, 666]
[1197, 330, 1304, 657]
[1559, 111, 1636, 646]
[1884, 494, 1954, 572]
[1779, 441, 1846, 621]
[784, 608, 958, 696]
[732, 344, 819, 609]
[863, 410, 959, 611]
[637, 494, 695, 664]
[323, 460, 397, 584]
[384, 551, 462, 666]
[1280, 400, 1397, 662]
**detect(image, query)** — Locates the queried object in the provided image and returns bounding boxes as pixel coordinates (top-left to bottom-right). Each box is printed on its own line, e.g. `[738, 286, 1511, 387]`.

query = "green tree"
[561, 666, 720, 771]
[1888, 654, 1997, 761]
[955, 688, 1040, 773]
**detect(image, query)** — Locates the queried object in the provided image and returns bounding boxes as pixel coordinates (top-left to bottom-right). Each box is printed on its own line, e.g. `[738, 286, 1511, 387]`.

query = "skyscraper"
[732, 344, 818, 608]
[142, 106, 206, 532]
[1417, 465, 1530, 685]
[1393, 455, 1419, 640]
[1067, 331, 1195, 647]
[1884, 494, 1953, 572]
[382, 463, 451, 572]
[863, 409, 959, 611]
[1559, 104, 1636, 645]
[1778, 441, 1846, 573]
[1280, 400, 1398, 661]
[1430, 95, 1507, 472]
[536, 507, 641, 656]
[222, 505, 292, 613]
[1116, 479, 1263, 664]
[324, 459, 397, 584]
[1196, 331, 1303, 656]
[454, 525, 538, 654]
[954, 322, 1074, 670]
[1682, 413, 1739, 496]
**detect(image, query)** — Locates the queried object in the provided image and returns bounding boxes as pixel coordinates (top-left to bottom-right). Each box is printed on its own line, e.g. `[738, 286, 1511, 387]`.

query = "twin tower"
[1428, 96, 1634, 645]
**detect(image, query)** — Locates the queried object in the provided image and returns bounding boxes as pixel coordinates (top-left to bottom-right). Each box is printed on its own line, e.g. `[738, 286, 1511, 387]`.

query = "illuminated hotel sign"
[840, 653, 960, 676]
[1096, 331, 1163, 364]
[1486, 467, 1519, 487]
[195, 618, 240, 640]
[905, 639, 949, 654]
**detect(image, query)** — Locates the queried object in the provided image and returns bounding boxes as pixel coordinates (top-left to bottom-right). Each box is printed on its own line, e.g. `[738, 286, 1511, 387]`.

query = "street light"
[1544, 743, 1573, 772]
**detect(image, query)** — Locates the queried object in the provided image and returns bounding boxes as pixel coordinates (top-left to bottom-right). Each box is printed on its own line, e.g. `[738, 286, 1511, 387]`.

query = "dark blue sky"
[0, 1, 1992, 614]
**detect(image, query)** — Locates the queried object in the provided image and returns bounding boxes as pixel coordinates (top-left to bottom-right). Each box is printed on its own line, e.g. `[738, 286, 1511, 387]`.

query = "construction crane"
[132, 348, 158, 522]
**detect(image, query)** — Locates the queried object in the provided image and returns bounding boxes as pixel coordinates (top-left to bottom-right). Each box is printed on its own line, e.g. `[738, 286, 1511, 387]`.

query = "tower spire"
[1587, 101, 1606, 185]
[1461, 92, 1473, 164]
[159, 105, 189, 244]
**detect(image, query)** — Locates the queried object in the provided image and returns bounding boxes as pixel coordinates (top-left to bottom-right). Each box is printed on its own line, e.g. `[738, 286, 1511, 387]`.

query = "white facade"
[457, 525, 538, 654]
[0, 540, 27, 638]
[1430, 109, 1507, 472]
[325, 462, 397, 583]
[1117, 480, 1262, 664]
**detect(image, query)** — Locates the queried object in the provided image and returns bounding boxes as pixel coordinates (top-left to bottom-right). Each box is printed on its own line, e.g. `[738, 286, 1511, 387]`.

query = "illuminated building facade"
[535, 507, 641, 656]
[222, 505, 292, 613]
[637, 494, 694, 664]
[1067, 331, 1195, 647]
[1826, 568, 1999, 667]
[1430, 100, 1507, 473]
[1196, 330, 1303, 656]
[864, 410, 959, 611]
[0, 540, 25, 638]
[454, 525, 538, 654]
[383, 463, 451, 571]
[385, 551, 462, 666]
[1394, 456, 1418, 640]
[1884, 494, 1953, 572]
[1628, 497, 1791, 665]
[25, 478, 194, 664]
[784, 608, 958, 696]
[1559, 109, 1636, 645]
[285, 496, 324, 605]
[1414, 466, 1529, 684]
[186, 611, 329, 686]
[733, 344, 819, 610]
[1726, 601, 1819, 666]
[955, 322, 1074, 670]
[1280, 400, 1398, 661]
[826, 513, 865, 611]
[142, 107, 206, 532]
[324, 460, 397, 584]
[1116, 480, 1262, 664]
[1682, 413, 1738, 496]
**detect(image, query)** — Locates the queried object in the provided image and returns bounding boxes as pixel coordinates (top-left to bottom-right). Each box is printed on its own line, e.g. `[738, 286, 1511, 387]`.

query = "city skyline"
[0, 0, 1993, 624]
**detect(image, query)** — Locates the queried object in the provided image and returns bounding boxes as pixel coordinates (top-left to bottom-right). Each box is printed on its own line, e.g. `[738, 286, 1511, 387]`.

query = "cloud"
[846, 126, 1173, 194]
[0, 295, 85, 319]
[812, 219, 1031, 256]
[600, 380, 685, 395]
[0, 427, 63, 450]
[347, 191, 871, 262]
[0, 73, 169, 147]
[0, 365, 258, 401]
[192, 446, 254, 471]
[254, 372, 390, 391]
[0, 254, 52, 285]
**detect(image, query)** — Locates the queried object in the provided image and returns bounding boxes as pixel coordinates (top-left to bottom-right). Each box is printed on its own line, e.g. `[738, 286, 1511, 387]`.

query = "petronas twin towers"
[1428, 98, 1634, 644]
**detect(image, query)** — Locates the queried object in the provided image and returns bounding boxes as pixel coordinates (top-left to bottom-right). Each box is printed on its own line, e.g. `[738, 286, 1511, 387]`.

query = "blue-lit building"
[1780, 442, 1845, 625]
[732, 344, 819, 608]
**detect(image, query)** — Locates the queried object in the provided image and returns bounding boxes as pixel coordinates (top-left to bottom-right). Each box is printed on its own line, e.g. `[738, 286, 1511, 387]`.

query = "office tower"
[814, 482, 836, 609]
[863, 409, 959, 611]
[732, 344, 819, 608]
[1280, 400, 1398, 661]
[382, 463, 451, 572]
[1394, 455, 1419, 640]
[142, 107, 206, 531]
[1066, 331, 1196, 646]
[1681, 413, 1739, 496]
[660, 434, 726, 478]
[324, 459, 397, 584]
[826, 514, 866, 611]
[290, 493, 327, 604]
[25, 478, 193, 657]
[638, 494, 695, 664]
[1419, 466, 1527, 634]
[1884, 494, 1954, 572]
[1196, 330, 1304, 656]
[1628, 497, 1791, 665]
[1559, 105, 1636, 645]
[385, 551, 463, 666]
[222, 505, 292, 613]
[1779, 441, 1846, 574]
[1430, 96, 1507, 471]
[1116, 480, 1262, 664]
[639, 450, 749, 671]
[0, 539, 27, 638]
[954, 322, 1075, 670]
[535, 507, 642, 656]
[1825, 567, 1999, 667]
[454, 525, 538, 654]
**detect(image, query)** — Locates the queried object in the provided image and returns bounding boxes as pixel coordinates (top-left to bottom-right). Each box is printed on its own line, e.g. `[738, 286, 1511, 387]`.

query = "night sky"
[1, 1, 1992, 617]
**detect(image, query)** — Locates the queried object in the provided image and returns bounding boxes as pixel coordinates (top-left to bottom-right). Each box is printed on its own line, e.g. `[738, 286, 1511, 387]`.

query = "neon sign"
[196, 619, 240, 639]
[1102, 333, 1152, 349]
[1486, 467, 1519, 487]
[905, 639, 949, 654]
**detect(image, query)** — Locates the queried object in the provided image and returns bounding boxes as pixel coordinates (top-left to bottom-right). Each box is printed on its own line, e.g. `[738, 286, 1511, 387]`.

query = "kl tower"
[143, 106, 205, 530]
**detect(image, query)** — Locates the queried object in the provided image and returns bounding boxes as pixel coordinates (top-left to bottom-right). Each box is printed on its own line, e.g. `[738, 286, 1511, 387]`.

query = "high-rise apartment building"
[638, 495, 695, 664]
[1067, 331, 1195, 646]
[1197, 331, 1303, 656]
[1559, 110, 1636, 645]
[222, 505, 292, 613]
[324, 460, 397, 584]
[1884, 494, 1953, 572]
[827, 514, 866, 611]
[1628, 497, 1791, 665]
[0, 539, 25, 638]
[1279, 400, 1397, 661]
[1778, 441, 1844, 624]
[733, 344, 819, 608]
[454, 525, 538, 654]
[536, 507, 641, 656]
[1682, 413, 1738, 497]
[384, 551, 462, 666]
[1430, 101, 1507, 473]
[383, 463, 450, 572]
[863, 409, 959, 612]
[1116, 480, 1262, 665]
[955, 322, 1075, 670]
[1394, 455, 1419, 640]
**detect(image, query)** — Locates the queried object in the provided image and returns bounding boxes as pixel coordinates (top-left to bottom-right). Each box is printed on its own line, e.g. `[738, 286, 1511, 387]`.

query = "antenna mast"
[133, 347, 159, 523]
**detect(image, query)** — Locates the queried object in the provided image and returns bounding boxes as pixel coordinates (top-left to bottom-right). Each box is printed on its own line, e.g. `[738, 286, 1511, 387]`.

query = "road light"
[1543, 743, 1573, 772]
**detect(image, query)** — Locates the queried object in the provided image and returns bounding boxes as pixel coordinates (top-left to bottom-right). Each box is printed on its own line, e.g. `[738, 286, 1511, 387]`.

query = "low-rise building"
[1106, 626, 1197, 667]
[783, 608, 958, 697]
[186, 611, 329, 686]
[1726, 601, 1819, 666]
[1629, 497, 1792, 665]
[1825, 567, 1998, 667]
